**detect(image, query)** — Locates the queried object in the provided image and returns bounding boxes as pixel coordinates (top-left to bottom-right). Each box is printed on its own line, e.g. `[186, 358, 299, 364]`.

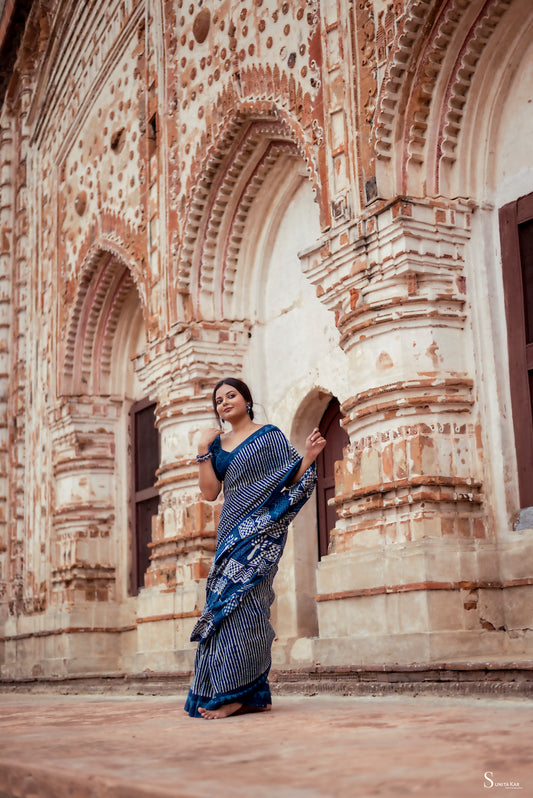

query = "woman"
[184, 378, 326, 719]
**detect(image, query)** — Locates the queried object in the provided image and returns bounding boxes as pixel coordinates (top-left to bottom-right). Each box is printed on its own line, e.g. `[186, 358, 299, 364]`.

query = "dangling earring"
[246, 403, 252, 416]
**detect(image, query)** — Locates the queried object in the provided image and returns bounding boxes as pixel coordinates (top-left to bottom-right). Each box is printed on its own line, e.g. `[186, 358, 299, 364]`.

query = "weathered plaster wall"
[0, 0, 532, 681]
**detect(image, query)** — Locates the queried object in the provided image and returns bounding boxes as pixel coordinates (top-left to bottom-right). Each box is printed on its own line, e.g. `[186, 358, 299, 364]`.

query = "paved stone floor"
[0, 692, 531, 797]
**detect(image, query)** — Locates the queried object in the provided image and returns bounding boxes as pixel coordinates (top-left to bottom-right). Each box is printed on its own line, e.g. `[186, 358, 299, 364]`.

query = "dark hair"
[212, 378, 254, 421]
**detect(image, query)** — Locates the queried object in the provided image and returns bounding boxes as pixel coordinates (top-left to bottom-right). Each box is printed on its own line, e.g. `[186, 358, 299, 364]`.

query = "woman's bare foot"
[198, 702, 272, 719]
[198, 702, 243, 719]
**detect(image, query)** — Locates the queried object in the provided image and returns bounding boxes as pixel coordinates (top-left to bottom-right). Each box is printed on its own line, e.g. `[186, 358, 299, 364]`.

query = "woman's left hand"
[304, 428, 327, 460]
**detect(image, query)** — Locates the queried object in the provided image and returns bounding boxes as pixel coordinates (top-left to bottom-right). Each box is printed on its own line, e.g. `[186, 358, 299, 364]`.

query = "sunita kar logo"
[484, 772, 524, 790]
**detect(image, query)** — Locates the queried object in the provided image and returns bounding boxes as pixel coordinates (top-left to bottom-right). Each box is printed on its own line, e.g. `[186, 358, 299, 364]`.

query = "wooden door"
[316, 398, 350, 559]
[499, 193, 533, 507]
[130, 398, 160, 592]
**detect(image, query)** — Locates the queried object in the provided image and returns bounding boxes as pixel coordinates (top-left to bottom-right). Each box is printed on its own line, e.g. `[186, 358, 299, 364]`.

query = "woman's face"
[214, 384, 247, 423]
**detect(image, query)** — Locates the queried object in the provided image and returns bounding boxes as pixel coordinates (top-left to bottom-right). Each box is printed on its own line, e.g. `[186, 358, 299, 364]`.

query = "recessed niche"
[110, 128, 126, 154]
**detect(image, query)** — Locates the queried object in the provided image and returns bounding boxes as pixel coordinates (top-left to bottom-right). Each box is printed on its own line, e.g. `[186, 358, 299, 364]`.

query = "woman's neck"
[228, 416, 256, 435]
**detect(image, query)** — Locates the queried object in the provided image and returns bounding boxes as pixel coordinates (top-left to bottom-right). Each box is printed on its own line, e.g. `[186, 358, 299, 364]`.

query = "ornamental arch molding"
[52, 239, 150, 608]
[174, 107, 323, 323]
[446, 0, 533, 199]
[455, 0, 533, 528]
[60, 239, 149, 397]
[372, 0, 514, 198]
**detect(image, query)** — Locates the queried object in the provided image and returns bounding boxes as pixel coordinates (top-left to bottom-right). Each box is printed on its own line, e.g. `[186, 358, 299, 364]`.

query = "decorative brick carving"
[60, 239, 148, 396]
[1, 0, 531, 679]
[134, 320, 250, 590]
[49, 398, 121, 606]
[302, 196, 486, 547]
[332, 420, 485, 549]
[0, 118, 13, 614]
[175, 111, 319, 322]
[373, 0, 434, 162]
[437, 0, 512, 171]
[372, 0, 513, 193]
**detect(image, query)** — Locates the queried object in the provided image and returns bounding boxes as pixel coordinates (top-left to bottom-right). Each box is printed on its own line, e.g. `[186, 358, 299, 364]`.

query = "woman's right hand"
[198, 427, 220, 453]
[197, 427, 222, 502]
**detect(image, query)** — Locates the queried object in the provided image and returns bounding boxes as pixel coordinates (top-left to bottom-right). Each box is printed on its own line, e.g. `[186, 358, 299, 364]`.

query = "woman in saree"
[184, 378, 326, 719]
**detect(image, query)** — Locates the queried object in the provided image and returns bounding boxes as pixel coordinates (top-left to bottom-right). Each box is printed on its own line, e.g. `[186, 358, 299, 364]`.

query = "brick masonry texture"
[0, 0, 532, 682]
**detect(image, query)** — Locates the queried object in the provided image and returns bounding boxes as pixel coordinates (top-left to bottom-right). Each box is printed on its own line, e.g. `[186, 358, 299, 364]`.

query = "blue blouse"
[209, 424, 277, 481]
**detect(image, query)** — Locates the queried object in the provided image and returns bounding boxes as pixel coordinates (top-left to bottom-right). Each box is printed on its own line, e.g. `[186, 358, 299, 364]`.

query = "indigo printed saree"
[185, 424, 317, 717]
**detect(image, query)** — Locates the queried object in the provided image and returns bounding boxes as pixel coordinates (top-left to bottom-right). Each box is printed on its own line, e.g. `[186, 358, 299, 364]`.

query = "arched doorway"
[129, 397, 160, 593]
[55, 247, 155, 605]
[462, 6, 533, 528]
[316, 397, 349, 559]
[107, 275, 158, 596]
[176, 109, 352, 646]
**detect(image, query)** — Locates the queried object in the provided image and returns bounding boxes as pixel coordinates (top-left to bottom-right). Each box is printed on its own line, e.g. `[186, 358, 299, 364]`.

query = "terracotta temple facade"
[0, 0, 532, 684]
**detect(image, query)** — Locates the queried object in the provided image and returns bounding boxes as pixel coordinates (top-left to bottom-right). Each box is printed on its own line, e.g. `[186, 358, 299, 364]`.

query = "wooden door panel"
[499, 197, 533, 508]
[136, 496, 159, 590]
[130, 399, 160, 593]
[134, 404, 160, 492]
[316, 398, 349, 559]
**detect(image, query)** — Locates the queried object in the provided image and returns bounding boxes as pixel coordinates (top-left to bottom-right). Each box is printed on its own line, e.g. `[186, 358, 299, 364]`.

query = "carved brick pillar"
[336, 199, 484, 547]
[300, 197, 497, 665]
[49, 398, 120, 607]
[4, 71, 32, 618]
[0, 119, 13, 614]
[132, 320, 250, 657]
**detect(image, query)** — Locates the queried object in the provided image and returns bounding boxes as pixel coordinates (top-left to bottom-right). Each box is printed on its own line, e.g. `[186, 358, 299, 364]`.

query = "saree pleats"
[184, 571, 276, 718]
[185, 425, 317, 718]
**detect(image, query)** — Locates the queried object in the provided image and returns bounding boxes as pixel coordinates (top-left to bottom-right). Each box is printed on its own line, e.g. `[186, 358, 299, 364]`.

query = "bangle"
[196, 452, 212, 463]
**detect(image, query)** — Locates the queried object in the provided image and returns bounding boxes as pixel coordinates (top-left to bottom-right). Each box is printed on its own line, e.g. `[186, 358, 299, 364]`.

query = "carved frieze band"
[300, 197, 472, 323]
[341, 376, 474, 425]
[329, 417, 485, 544]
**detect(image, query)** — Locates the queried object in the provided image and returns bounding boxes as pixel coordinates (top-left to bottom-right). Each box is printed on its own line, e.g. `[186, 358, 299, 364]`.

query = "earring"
[246, 403, 252, 415]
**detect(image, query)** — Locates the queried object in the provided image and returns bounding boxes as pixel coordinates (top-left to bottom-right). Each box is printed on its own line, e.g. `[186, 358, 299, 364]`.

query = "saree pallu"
[185, 424, 317, 718]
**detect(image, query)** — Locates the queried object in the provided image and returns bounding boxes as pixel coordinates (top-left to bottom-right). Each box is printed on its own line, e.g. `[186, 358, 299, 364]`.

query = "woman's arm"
[290, 427, 326, 483]
[197, 428, 222, 501]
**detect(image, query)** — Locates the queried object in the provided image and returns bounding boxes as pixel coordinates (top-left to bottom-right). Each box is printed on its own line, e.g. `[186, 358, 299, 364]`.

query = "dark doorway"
[499, 193, 533, 508]
[130, 398, 160, 593]
[316, 397, 349, 559]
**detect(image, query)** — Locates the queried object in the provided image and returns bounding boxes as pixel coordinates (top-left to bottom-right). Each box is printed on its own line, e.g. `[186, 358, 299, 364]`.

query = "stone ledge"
[270, 664, 533, 698]
[1, 662, 532, 697]
[0, 671, 192, 695]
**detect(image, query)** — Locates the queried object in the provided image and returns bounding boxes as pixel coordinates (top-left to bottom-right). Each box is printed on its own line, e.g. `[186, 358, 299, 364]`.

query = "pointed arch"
[448, 0, 533, 199]
[372, 0, 441, 191]
[60, 238, 149, 396]
[373, 0, 515, 197]
[232, 152, 310, 324]
[174, 106, 323, 322]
